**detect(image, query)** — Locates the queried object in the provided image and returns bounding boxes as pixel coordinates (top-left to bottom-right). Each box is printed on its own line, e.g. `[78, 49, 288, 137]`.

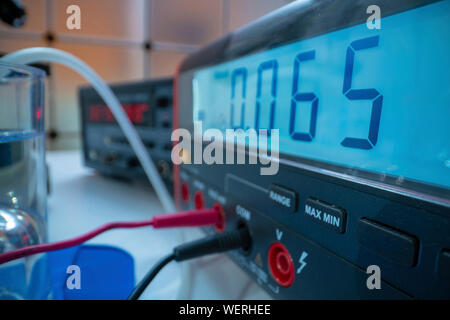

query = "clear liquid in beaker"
[0, 130, 49, 299]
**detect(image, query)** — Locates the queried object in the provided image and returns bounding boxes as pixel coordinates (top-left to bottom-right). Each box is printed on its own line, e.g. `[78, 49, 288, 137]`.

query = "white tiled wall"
[52, 0, 147, 41]
[151, 0, 223, 45]
[148, 50, 187, 78]
[0, 0, 292, 150]
[51, 42, 145, 132]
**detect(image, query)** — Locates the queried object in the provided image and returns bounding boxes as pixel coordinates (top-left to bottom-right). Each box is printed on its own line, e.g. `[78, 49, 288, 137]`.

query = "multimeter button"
[357, 219, 418, 267]
[268, 184, 297, 213]
[437, 250, 450, 286]
[304, 199, 346, 233]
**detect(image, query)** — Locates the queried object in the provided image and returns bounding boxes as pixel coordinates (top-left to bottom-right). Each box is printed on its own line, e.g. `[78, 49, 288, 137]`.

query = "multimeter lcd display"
[192, 1, 450, 190]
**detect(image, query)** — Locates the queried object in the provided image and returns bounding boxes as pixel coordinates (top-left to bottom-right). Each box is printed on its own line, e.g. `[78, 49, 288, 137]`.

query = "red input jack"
[194, 190, 205, 209]
[181, 182, 190, 204]
[212, 202, 226, 233]
[267, 242, 295, 287]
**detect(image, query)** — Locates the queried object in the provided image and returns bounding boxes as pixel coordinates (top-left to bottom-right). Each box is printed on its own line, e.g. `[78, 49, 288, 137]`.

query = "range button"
[268, 184, 297, 213]
[304, 198, 347, 233]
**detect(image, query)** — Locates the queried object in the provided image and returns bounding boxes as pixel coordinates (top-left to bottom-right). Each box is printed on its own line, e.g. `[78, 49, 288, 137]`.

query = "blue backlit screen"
[193, 1, 450, 190]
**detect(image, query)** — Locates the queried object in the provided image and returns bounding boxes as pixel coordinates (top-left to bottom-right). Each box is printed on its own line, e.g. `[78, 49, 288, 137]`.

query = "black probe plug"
[128, 226, 252, 300]
[173, 226, 251, 262]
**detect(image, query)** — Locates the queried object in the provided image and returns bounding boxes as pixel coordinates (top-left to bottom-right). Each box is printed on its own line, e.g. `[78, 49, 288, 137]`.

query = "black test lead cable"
[128, 253, 176, 300]
[128, 226, 251, 300]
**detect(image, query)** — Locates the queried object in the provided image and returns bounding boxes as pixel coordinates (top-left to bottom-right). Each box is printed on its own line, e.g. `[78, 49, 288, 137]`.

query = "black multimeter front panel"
[175, 0, 450, 299]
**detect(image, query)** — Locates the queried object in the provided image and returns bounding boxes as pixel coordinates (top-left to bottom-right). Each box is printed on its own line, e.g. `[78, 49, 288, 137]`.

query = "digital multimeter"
[174, 0, 450, 299]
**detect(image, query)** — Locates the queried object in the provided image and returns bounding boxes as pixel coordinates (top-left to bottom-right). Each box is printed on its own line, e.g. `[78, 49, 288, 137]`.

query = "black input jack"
[161, 120, 171, 128]
[236, 220, 252, 256]
[163, 143, 172, 151]
[156, 96, 171, 108]
[144, 140, 155, 149]
[127, 157, 140, 168]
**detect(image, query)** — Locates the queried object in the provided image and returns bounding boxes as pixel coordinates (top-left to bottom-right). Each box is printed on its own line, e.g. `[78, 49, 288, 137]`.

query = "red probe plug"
[151, 208, 220, 229]
[0, 207, 223, 265]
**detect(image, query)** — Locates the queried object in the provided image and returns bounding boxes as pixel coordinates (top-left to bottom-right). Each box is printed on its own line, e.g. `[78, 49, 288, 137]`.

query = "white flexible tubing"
[1, 48, 175, 213]
[1, 47, 192, 299]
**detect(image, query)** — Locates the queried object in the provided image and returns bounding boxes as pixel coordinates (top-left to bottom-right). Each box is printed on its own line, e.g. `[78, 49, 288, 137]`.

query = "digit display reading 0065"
[193, 1, 450, 190]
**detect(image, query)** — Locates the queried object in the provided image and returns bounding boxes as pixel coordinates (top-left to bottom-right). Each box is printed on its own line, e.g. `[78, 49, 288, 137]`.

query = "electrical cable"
[128, 226, 251, 300]
[0, 48, 175, 213]
[0, 208, 223, 265]
[128, 253, 176, 300]
[0, 47, 191, 297]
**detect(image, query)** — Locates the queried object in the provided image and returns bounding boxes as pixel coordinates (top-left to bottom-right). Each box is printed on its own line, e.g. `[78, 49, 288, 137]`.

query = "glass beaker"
[0, 62, 51, 299]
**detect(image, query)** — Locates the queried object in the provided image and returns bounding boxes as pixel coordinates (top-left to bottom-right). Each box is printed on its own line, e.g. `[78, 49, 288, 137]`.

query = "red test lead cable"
[0, 207, 225, 265]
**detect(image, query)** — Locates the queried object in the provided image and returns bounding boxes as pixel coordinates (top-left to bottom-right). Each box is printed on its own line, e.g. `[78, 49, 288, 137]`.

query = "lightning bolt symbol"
[297, 251, 308, 274]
